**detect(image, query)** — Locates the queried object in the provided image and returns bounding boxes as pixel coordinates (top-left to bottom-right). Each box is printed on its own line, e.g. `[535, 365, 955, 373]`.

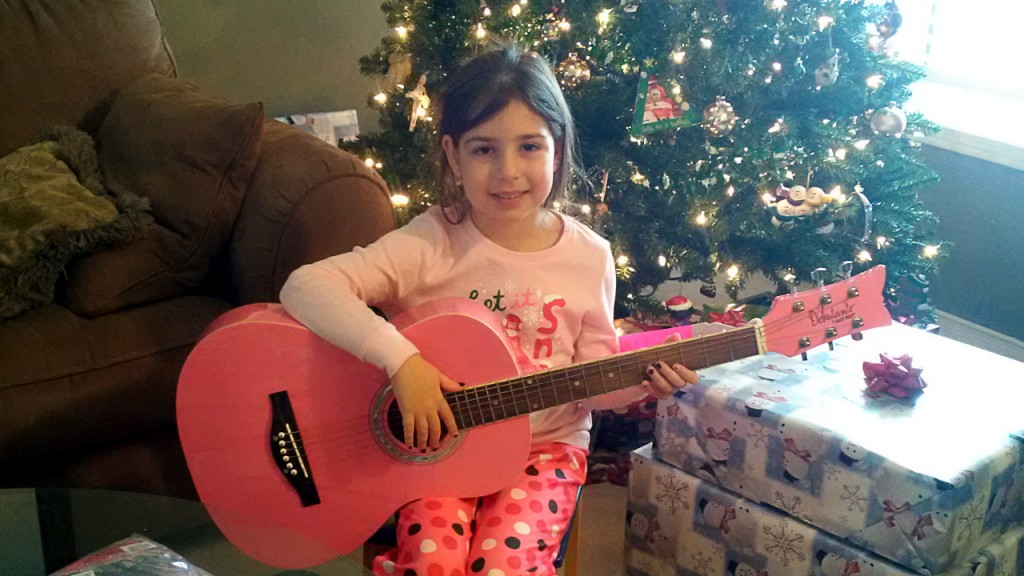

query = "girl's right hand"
[391, 354, 461, 450]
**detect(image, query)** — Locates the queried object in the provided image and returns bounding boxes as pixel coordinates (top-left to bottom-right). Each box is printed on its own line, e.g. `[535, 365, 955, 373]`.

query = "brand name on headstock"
[809, 302, 856, 326]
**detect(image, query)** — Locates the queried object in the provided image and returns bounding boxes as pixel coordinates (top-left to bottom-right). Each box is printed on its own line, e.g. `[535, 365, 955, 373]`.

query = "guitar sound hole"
[385, 402, 404, 441]
[384, 400, 457, 449]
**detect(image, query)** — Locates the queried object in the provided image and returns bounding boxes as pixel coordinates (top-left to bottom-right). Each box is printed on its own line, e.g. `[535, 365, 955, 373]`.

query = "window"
[891, 1, 1024, 168]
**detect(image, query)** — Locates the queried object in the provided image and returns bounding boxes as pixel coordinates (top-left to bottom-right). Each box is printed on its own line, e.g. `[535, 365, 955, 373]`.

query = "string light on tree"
[597, 9, 611, 34]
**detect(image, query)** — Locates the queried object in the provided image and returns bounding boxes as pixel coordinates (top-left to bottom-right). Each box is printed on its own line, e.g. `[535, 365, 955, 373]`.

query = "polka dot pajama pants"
[373, 442, 588, 576]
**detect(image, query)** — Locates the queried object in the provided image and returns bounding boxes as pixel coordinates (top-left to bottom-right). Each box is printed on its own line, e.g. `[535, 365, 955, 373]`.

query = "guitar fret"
[523, 376, 535, 413]
[463, 390, 477, 428]
[496, 381, 509, 421]
[550, 372, 561, 406]
[487, 385, 499, 424]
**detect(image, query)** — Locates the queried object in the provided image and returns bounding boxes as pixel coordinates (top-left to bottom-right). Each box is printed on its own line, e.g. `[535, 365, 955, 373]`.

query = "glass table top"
[0, 487, 372, 576]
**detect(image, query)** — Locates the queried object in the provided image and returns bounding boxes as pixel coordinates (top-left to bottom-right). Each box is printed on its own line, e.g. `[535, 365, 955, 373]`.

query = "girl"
[280, 44, 696, 575]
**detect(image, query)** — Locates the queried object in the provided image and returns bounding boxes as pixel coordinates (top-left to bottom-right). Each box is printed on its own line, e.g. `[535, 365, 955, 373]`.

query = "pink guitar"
[176, 265, 890, 568]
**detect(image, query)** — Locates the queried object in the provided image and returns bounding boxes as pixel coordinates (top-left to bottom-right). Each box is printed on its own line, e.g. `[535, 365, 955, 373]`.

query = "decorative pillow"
[59, 75, 266, 317]
[0, 127, 152, 320]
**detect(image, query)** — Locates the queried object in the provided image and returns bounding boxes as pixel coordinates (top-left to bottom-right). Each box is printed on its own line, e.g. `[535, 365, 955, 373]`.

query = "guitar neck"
[447, 323, 764, 430]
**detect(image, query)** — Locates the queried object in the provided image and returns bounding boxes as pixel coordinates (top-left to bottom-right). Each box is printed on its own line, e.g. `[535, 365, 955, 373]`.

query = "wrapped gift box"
[653, 324, 1024, 574]
[626, 445, 1024, 576]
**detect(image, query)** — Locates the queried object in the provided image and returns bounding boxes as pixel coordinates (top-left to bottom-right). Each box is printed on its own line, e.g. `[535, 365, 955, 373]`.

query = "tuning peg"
[838, 261, 854, 279]
[851, 332, 864, 341]
[801, 352, 808, 361]
[811, 268, 828, 287]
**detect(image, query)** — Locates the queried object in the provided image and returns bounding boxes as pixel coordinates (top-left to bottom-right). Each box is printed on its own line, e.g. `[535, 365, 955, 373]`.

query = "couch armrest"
[228, 120, 396, 304]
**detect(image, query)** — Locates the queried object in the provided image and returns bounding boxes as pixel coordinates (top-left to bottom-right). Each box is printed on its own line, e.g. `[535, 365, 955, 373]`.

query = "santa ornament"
[664, 294, 700, 326]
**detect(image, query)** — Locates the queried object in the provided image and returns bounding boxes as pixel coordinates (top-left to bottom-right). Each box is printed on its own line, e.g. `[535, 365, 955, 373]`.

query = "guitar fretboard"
[446, 324, 762, 429]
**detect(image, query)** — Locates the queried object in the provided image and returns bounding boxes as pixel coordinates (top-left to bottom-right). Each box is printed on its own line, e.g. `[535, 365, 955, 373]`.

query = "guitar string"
[280, 304, 859, 451]
[269, 330, 759, 456]
[442, 330, 761, 428]
[280, 327, 765, 451]
[298, 328, 765, 444]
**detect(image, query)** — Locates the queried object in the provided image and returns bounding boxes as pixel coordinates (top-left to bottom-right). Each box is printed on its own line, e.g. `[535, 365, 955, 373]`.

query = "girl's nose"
[495, 149, 521, 180]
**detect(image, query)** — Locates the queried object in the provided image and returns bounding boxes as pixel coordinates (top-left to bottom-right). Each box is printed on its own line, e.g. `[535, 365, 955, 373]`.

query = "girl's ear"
[441, 135, 461, 182]
[554, 140, 563, 173]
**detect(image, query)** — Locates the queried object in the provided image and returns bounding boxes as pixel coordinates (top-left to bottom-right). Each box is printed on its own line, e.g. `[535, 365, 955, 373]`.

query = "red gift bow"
[863, 353, 927, 399]
[708, 308, 746, 327]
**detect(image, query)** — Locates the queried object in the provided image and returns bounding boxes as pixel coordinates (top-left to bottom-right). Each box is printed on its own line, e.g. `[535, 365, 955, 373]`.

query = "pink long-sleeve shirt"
[279, 206, 646, 448]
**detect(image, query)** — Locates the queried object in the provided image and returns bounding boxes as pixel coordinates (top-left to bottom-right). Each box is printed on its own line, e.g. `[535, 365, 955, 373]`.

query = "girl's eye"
[471, 146, 493, 155]
[521, 142, 542, 152]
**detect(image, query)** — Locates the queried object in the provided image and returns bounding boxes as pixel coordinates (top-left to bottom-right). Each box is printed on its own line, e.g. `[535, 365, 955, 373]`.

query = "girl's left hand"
[642, 333, 699, 400]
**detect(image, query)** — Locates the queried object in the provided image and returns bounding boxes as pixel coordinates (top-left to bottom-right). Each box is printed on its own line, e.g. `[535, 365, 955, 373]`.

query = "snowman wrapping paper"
[626, 445, 1024, 576]
[650, 324, 1024, 574]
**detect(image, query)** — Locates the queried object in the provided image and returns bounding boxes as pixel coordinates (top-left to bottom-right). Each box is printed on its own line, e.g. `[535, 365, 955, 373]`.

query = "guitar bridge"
[269, 391, 320, 507]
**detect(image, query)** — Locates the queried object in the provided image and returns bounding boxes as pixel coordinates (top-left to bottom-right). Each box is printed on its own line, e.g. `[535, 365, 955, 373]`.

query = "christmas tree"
[346, 0, 943, 324]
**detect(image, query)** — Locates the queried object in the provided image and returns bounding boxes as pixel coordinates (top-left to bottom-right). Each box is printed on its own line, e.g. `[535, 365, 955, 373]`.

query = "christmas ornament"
[814, 51, 840, 87]
[664, 295, 700, 326]
[887, 273, 932, 324]
[405, 73, 431, 131]
[631, 72, 696, 136]
[543, 13, 561, 40]
[876, 1, 902, 39]
[699, 281, 717, 298]
[555, 53, 591, 90]
[768, 184, 836, 227]
[870, 106, 907, 137]
[382, 52, 413, 92]
[702, 97, 737, 137]
[851, 186, 873, 242]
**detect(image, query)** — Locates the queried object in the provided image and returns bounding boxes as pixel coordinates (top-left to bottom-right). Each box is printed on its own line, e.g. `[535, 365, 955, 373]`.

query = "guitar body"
[176, 299, 531, 568]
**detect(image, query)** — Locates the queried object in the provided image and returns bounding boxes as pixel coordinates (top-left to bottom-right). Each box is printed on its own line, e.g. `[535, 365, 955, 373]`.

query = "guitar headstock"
[761, 265, 891, 357]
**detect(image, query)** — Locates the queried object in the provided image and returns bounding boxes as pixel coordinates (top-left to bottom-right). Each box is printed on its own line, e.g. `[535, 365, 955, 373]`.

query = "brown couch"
[0, 0, 395, 498]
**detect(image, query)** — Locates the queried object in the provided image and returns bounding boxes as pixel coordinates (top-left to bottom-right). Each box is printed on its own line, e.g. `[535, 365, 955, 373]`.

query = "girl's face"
[442, 99, 560, 241]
